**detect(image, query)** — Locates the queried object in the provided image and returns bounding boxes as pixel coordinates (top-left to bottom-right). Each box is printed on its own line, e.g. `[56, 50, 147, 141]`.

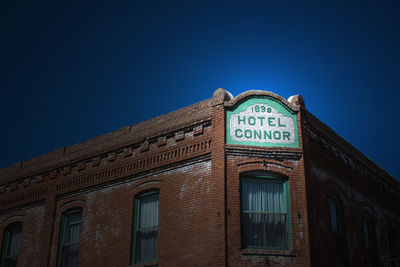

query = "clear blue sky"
[1, 1, 399, 179]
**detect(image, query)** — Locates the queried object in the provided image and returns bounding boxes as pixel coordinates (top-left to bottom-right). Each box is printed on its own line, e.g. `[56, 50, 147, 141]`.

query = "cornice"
[0, 124, 212, 211]
[304, 110, 400, 190]
[0, 119, 211, 191]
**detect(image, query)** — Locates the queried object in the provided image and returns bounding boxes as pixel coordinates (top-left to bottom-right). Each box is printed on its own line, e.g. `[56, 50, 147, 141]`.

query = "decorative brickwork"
[0, 89, 398, 267]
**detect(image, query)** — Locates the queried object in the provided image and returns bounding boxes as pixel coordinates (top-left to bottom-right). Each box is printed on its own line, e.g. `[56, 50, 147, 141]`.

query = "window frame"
[239, 171, 291, 251]
[329, 196, 348, 267]
[131, 190, 159, 264]
[364, 217, 379, 266]
[385, 229, 398, 256]
[0, 222, 22, 267]
[57, 208, 83, 267]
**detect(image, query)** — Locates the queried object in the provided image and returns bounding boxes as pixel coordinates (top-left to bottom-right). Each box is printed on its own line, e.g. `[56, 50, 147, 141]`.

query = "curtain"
[139, 194, 159, 229]
[137, 193, 159, 262]
[62, 211, 82, 267]
[242, 179, 287, 249]
[242, 179, 285, 213]
[5, 225, 21, 267]
[8, 227, 21, 257]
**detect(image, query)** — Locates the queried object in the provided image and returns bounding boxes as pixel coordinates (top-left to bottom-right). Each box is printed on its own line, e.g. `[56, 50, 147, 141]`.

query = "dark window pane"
[364, 220, 378, 266]
[329, 199, 347, 267]
[4, 256, 17, 267]
[242, 213, 288, 249]
[62, 243, 79, 267]
[66, 212, 82, 225]
[330, 201, 338, 232]
[137, 228, 158, 262]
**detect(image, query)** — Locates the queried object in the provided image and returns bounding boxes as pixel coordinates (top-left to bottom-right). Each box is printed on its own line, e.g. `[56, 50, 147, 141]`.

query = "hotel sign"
[226, 96, 299, 148]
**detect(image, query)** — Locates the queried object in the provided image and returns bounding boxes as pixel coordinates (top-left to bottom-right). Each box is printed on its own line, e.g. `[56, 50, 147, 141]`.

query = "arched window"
[132, 190, 159, 264]
[0, 222, 22, 267]
[240, 171, 290, 250]
[57, 208, 82, 267]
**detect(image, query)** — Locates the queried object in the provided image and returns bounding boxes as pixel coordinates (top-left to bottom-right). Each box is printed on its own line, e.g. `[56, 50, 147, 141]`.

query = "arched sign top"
[224, 90, 300, 113]
[226, 95, 300, 148]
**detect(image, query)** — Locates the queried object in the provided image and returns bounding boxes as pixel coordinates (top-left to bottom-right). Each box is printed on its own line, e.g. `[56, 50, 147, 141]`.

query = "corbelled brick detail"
[0, 88, 398, 267]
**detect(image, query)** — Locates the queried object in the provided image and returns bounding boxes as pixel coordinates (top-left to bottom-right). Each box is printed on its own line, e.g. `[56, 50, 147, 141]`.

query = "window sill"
[129, 261, 158, 267]
[240, 248, 295, 257]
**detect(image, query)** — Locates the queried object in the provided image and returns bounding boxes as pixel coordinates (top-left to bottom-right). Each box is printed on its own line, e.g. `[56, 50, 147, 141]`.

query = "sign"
[226, 96, 299, 148]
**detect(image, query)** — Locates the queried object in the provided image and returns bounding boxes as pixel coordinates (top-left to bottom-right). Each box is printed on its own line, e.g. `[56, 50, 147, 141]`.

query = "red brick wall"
[304, 110, 400, 267]
[43, 160, 217, 267]
[224, 92, 311, 267]
[0, 205, 46, 266]
[0, 94, 219, 267]
[1, 89, 399, 267]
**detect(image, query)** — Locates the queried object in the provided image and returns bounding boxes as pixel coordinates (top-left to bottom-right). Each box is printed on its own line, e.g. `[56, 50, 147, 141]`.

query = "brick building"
[0, 89, 399, 267]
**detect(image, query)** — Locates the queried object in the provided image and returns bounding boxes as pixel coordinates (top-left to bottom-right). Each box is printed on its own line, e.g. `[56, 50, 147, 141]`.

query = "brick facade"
[0, 89, 399, 267]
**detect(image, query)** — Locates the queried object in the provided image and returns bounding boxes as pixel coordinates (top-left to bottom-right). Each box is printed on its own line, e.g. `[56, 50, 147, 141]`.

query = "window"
[364, 218, 378, 266]
[385, 229, 398, 256]
[240, 172, 290, 250]
[0, 222, 22, 267]
[57, 208, 82, 267]
[385, 229, 399, 267]
[132, 191, 159, 264]
[329, 197, 347, 267]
